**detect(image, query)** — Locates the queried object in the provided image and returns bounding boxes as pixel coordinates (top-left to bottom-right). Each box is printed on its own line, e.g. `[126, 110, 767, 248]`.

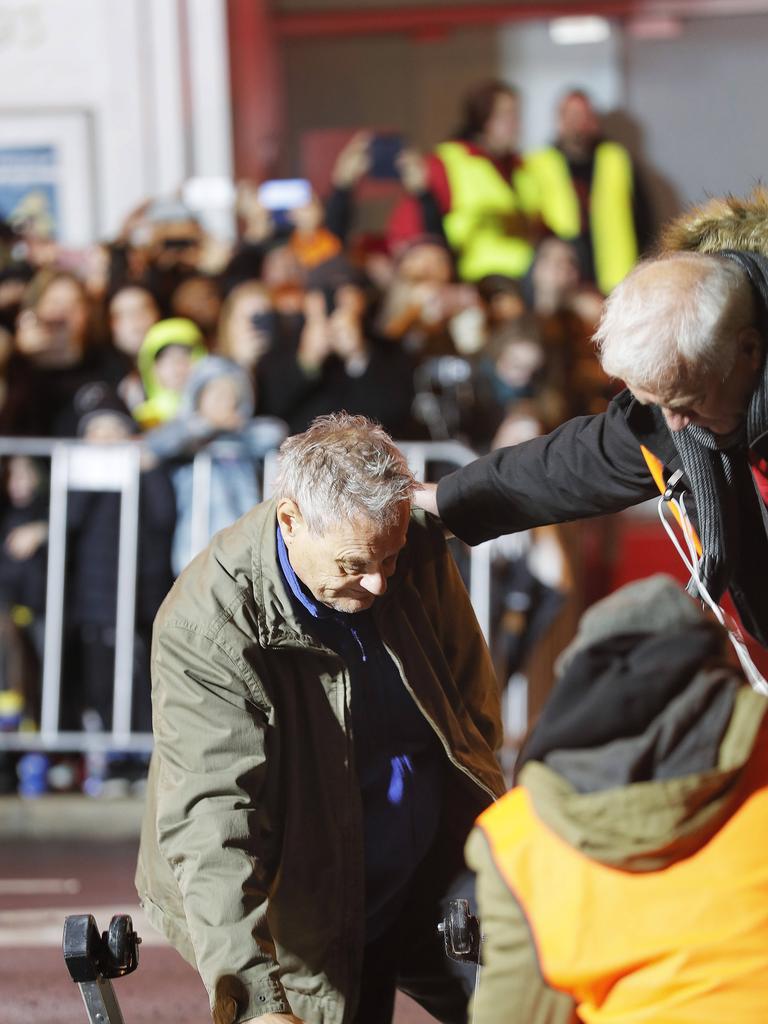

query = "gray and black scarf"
[668, 250, 768, 644]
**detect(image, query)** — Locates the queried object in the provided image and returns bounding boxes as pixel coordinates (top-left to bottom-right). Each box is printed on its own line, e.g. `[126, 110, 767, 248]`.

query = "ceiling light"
[549, 16, 611, 45]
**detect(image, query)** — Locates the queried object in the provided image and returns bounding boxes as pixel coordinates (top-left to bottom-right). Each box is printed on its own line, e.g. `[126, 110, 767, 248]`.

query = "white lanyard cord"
[657, 493, 768, 698]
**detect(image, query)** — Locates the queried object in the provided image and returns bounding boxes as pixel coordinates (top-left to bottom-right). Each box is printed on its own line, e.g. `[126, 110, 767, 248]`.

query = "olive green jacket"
[135, 499, 504, 1024]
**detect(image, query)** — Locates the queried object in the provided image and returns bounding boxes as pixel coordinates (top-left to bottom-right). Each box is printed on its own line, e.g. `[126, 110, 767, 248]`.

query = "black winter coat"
[437, 389, 768, 646]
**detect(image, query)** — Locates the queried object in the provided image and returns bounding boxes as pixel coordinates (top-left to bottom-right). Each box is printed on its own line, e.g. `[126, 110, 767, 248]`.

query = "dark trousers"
[352, 895, 468, 1024]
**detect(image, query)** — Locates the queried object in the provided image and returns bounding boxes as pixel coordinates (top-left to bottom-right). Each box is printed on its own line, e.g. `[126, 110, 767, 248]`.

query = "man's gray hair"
[594, 252, 755, 392]
[275, 412, 415, 534]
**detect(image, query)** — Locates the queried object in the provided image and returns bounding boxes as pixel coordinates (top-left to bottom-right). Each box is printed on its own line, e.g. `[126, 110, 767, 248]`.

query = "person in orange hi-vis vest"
[465, 574, 768, 1024]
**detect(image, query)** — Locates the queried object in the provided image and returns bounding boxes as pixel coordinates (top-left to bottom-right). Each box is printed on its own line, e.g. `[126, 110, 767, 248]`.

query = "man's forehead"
[327, 508, 410, 552]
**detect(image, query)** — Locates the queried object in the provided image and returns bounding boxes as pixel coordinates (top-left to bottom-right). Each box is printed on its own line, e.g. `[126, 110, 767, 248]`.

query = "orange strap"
[640, 444, 702, 557]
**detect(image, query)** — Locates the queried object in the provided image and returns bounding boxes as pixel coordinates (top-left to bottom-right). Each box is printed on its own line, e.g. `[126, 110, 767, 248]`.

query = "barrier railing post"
[468, 542, 491, 643]
[39, 444, 70, 737]
[112, 446, 141, 741]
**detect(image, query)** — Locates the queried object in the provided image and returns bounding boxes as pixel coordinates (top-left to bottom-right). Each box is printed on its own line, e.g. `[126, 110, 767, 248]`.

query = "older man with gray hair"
[136, 412, 504, 1024]
[416, 190, 768, 647]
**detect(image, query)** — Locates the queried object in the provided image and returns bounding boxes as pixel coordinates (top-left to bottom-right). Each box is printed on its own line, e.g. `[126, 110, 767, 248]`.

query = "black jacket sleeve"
[437, 397, 658, 545]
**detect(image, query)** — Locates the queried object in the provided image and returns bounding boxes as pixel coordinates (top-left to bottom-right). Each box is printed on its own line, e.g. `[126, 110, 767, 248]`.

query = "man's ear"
[738, 326, 764, 371]
[276, 498, 303, 540]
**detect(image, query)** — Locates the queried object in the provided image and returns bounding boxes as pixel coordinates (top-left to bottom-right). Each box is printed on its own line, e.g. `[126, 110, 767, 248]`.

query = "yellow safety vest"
[436, 141, 538, 282]
[477, 735, 768, 1024]
[525, 142, 638, 294]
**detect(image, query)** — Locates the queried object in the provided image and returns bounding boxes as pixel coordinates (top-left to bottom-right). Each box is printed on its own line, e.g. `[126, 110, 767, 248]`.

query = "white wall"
[498, 20, 624, 151]
[0, 0, 232, 244]
[499, 14, 768, 230]
[624, 14, 768, 210]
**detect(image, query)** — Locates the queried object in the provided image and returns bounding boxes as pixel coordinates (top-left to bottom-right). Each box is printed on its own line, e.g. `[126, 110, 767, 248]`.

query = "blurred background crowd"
[1, 0, 762, 799]
[0, 78, 643, 795]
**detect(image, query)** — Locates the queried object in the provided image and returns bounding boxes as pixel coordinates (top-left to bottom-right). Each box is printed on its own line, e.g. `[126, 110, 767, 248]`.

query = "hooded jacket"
[133, 317, 207, 429]
[437, 191, 768, 646]
[144, 356, 288, 575]
[135, 500, 505, 1024]
[466, 575, 768, 1024]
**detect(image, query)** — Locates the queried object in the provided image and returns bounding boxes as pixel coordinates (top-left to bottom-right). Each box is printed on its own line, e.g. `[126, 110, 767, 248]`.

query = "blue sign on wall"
[0, 145, 59, 239]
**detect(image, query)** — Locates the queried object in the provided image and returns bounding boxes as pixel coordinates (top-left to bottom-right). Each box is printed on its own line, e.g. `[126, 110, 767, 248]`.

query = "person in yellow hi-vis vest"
[388, 80, 541, 282]
[525, 90, 652, 294]
[465, 574, 768, 1024]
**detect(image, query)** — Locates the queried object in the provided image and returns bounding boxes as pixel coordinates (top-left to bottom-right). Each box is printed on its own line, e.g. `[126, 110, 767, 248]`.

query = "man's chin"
[325, 594, 375, 614]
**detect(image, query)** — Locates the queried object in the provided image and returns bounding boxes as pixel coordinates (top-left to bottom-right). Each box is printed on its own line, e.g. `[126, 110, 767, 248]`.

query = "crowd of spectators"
[0, 80, 651, 793]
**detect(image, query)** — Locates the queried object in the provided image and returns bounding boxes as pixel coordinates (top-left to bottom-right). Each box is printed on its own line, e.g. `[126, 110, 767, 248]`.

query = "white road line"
[0, 904, 167, 947]
[0, 878, 81, 895]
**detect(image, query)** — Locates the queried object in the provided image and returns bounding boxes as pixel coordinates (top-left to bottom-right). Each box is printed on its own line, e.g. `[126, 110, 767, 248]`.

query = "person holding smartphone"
[256, 257, 418, 439]
[388, 80, 541, 283]
[4, 269, 118, 436]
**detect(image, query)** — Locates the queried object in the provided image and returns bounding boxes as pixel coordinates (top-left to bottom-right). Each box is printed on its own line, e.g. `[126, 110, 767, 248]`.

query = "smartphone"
[368, 135, 403, 180]
[257, 179, 312, 213]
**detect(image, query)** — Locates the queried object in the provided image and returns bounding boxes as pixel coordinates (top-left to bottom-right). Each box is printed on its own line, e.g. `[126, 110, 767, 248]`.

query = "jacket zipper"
[338, 663, 365, 1024]
[382, 643, 499, 803]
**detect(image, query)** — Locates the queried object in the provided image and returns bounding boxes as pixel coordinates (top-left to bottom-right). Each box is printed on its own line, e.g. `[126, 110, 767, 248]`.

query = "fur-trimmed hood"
[661, 186, 768, 257]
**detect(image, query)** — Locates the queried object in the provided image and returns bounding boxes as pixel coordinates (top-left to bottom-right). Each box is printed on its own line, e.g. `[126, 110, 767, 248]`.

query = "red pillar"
[226, 0, 283, 181]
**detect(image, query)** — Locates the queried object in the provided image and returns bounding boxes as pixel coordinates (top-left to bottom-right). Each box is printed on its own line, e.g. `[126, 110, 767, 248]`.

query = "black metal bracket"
[663, 468, 686, 502]
[438, 898, 481, 964]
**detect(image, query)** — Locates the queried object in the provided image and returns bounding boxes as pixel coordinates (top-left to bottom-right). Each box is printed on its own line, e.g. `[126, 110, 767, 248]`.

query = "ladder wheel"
[107, 914, 134, 972]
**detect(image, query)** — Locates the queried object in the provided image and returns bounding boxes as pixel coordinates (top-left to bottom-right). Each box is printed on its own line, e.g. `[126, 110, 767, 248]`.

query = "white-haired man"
[415, 192, 768, 646]
[136, 412, 504, 1024]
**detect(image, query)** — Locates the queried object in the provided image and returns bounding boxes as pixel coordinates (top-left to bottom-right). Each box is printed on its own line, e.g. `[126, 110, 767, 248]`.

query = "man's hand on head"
[412, 481, 439, 517]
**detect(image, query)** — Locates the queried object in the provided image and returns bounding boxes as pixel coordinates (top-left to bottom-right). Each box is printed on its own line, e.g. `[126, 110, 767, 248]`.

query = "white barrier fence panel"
[0, 438, 489, 753]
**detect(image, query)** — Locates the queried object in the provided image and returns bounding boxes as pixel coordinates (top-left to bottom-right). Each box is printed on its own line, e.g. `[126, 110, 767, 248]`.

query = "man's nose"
[359, 571, 387, 596]
[663, 409, 691, 432]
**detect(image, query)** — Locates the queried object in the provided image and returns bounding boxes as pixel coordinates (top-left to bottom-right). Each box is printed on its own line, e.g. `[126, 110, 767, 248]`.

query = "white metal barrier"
[0, 438, 144, 753]
[0, 437, 489, 754]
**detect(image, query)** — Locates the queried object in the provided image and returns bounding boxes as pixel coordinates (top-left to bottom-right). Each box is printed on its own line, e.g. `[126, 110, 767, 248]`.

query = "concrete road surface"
[1, 798, 437, 1024]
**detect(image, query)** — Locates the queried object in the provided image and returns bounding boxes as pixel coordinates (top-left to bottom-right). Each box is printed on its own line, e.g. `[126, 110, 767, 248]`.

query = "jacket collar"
[249, 498, 329, 652]
[615, 388, 682, 467]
